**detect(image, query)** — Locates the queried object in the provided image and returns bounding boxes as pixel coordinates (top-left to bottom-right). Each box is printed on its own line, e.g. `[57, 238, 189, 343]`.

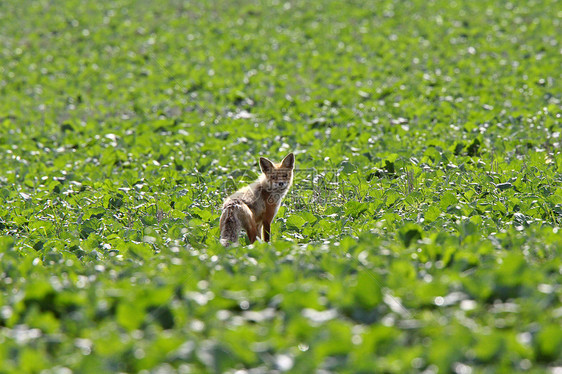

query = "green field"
[1, 0, 561, 372]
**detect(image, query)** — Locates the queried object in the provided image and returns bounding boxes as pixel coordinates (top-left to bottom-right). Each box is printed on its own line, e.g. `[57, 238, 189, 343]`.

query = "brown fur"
[220, 153, 294, 246]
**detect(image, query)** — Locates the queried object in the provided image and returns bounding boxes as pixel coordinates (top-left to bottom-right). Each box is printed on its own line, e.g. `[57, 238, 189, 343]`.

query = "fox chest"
[252, 195, 280, 225]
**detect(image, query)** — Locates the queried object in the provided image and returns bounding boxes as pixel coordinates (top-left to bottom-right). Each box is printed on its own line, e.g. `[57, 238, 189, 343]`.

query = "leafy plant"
[0, 0, 560, 372]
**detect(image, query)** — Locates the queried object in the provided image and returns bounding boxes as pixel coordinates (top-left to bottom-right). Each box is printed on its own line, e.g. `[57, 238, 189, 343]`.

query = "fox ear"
[260, 157, 274, 174]
[281, 153, 295, 169]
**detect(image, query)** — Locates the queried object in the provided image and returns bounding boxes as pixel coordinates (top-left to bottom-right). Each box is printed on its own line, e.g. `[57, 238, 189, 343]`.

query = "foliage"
[0, 0, 560, 372]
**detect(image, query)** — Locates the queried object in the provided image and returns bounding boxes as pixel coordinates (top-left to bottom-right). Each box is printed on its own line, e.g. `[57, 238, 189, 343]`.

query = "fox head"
[259, 153, 295, 192]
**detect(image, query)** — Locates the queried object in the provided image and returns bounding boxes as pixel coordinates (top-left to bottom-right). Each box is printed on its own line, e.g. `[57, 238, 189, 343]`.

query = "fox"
[220, 153, 295, 246]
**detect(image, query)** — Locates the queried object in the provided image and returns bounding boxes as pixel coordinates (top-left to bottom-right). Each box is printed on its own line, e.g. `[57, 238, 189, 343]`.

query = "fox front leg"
[263, 221, 271, 242]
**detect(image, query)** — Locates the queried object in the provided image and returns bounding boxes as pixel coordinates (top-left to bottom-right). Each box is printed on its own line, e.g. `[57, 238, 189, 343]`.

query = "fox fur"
[220, 153, 294, 246]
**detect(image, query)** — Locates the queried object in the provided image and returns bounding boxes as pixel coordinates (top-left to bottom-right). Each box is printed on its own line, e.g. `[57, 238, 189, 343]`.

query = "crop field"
[1, 0, 561, 372]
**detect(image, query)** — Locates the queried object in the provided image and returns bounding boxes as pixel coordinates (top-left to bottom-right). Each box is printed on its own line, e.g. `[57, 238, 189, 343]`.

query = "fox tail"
[219, 200, 254, 246]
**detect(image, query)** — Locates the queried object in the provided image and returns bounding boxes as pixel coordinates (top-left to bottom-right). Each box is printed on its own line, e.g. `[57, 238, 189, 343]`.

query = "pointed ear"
[281, 153, 295, 169]
[259, 157, 274, 174]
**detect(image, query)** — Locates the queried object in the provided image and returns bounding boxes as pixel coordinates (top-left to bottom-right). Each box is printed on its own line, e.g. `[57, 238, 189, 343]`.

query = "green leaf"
[399, 223, 423, 247]
[345, 201, 369, 219]
[116, 301, 145, 331]
[286, 214, 307, 229]
[424, 205, 441, 223]
[439, 192, 458, 210]
[353, 272, 383, 308]
[536, 324, 562, 360]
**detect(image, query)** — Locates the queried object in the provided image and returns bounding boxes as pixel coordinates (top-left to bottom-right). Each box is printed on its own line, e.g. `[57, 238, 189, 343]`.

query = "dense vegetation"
[0, 0, 560, 372]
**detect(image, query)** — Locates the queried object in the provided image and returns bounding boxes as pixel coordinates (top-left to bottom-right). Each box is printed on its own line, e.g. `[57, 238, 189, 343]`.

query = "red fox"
[220, 153, 295, 246]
